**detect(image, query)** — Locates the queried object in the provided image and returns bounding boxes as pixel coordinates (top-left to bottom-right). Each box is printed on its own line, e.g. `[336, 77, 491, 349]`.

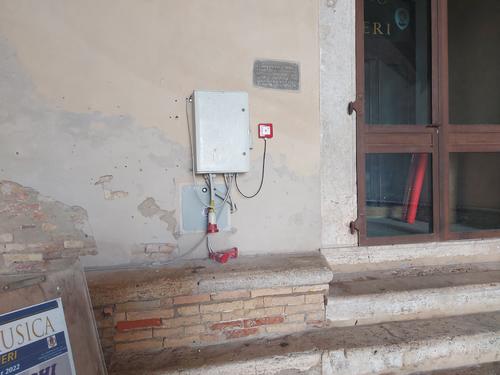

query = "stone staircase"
[327, 262, 500, 327]
[103, 243, 500, 374]
[108, 311, 500, 374]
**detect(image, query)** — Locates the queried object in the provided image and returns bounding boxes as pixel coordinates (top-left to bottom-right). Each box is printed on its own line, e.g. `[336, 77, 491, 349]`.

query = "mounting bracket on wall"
[347, 95, 363, 116]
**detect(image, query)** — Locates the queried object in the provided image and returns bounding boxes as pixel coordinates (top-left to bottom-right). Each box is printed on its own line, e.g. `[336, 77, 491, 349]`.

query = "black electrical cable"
[235, 138, 267, 198]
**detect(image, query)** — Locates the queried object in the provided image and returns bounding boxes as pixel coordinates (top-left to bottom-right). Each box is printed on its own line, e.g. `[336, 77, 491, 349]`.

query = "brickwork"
[0, 181, 97, 273]
[93, 284, 328, 358]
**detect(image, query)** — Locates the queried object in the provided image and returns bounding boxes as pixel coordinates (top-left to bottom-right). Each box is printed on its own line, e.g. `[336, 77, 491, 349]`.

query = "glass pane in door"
[449, 0, 500, 124]
[449, 153, 500, 232]
[364, 0, 431, 125]
[366, 153, 433, 237]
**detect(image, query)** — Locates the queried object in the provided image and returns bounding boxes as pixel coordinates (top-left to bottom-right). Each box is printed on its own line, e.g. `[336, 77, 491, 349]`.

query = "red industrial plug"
[209, 247, 238, 264]
[207, 207, 219, 233]
[207, 223, 219, 233]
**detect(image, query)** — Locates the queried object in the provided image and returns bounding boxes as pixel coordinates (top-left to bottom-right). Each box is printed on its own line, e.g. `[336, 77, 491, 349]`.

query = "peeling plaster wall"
[0, 180, 97, 273]
[0, 0, 321, 267]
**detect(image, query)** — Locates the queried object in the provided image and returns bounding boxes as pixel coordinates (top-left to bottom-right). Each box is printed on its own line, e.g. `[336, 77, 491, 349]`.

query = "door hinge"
[348, 96, 363, 116]
[349, 218, 360, 235]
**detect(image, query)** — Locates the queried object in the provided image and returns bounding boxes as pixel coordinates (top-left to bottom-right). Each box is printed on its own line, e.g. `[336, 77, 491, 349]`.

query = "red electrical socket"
[258, 123, 273, 139]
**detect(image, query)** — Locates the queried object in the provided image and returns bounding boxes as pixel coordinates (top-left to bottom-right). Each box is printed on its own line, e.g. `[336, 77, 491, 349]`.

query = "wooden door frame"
[355, 0, 440, 246]
[355, 0, 500, 245]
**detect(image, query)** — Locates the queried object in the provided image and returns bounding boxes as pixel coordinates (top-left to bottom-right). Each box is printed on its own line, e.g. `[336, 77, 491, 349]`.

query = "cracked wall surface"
[0, 0, 321, 267]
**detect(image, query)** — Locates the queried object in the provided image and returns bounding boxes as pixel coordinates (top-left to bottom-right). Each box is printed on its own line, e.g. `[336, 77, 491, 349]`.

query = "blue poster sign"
[0, 299, 76, 375]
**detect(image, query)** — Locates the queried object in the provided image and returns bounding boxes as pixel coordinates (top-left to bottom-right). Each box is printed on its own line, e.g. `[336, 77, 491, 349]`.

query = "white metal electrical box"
[193, 91, 250, 174]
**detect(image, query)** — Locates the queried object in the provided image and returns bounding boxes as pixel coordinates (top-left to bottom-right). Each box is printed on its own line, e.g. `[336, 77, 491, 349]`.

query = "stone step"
[108, 311, 500, 375]
[321, 240, 500, 274]
[326, 267, 500, 327]
[412, 362, 500, 374]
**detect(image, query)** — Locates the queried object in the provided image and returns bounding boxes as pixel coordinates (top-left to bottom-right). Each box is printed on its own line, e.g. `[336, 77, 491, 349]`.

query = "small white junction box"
[193, 91, 250, 174]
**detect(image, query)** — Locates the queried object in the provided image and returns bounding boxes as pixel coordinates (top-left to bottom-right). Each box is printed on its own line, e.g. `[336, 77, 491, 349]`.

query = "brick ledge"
[87, 252, 333, 307]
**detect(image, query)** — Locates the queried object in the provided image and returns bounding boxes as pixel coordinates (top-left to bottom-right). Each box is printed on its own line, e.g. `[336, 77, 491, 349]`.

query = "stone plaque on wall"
[253, 60, 300, 91]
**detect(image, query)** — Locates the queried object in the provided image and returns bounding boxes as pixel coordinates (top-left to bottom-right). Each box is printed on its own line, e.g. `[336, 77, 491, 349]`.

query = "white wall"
[0, 0, 322, 267]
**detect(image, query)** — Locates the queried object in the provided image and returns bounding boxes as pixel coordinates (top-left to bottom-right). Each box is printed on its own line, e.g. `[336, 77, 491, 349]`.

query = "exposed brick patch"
[210, 320, 243, 331]
[13, 262, 46, 273]
[89, 267, 329, 355]
[173, 294, 210, 305]
[285, 303, 324, 315]
[116, 318, 161, 331]
[153, 327, 184, 338]
[115, 339, 163, 352]
[265, 323, 306, 334]
[224, 327, 259, 340]
[63, 240, 85, 249]
[96, 318, 114, 329]
[306, 311, 325, 322]
[99, 337, 114, 349]
[201, 313, 221, 323]
[263, 295, 304, 307]
[114, 329, 152, 342]
[4, 253, 43, 264]
[200, 301, 243, 314]
[144, 243, 175, 254]
[161, 315, 201, 329]
[221, 309, 246, 321]
[305, 293, 325, 304]
[100, 328, 115, 339]
[113, 312, 126, 324]
[127, 308, 173, 321]
[103, 306, 114, 317]
[4, 243, 26, 252]
[211, 290, 250, 301]
[243, 297, 265, 310]
[115, 300, 160, 312]
[185, 324, 206, 336]
[244, 316, 284, 328]
[177, 304, 200, 316]
[0, 233, 13, 243]
[286, 313, 305, 323]
[0, 181, 97, 274]
[251, 287, 293, 298]
[99, 332, 115, 348]
[245, 307, 284, 320]
[159, 298, 174, 307]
